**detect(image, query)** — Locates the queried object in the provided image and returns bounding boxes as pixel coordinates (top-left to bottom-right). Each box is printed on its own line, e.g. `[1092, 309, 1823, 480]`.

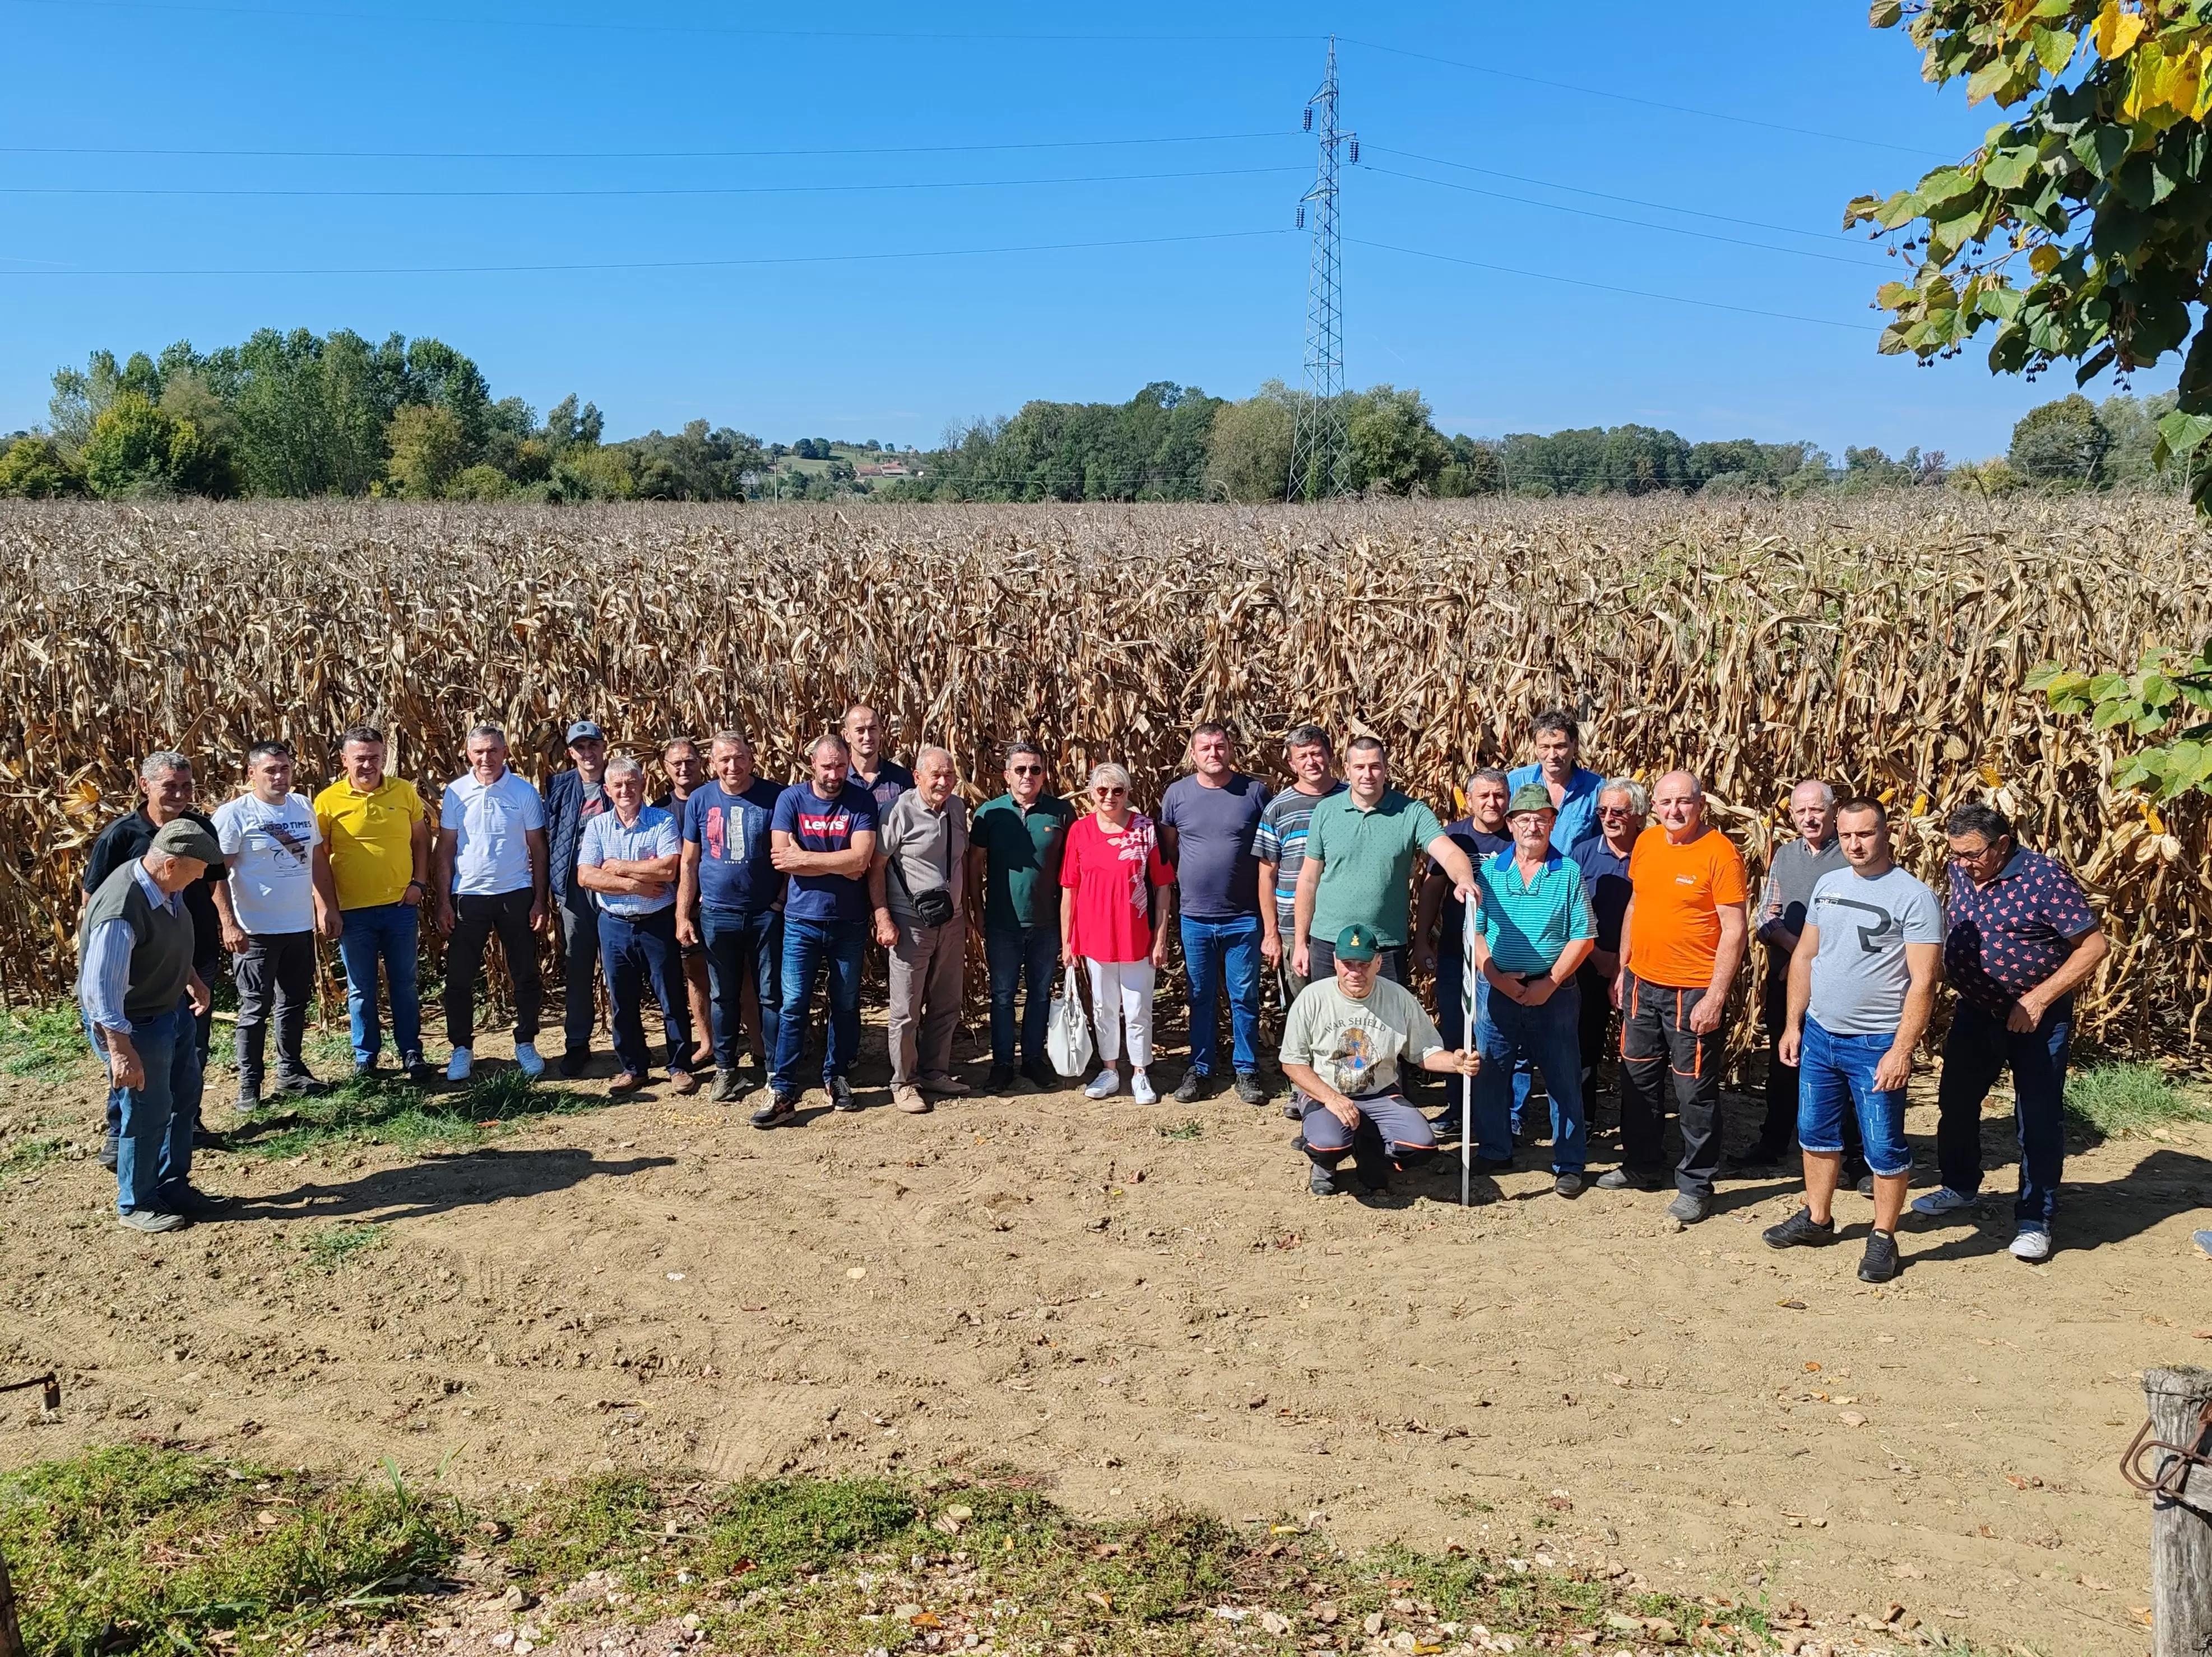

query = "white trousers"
[1086, 957, 1156, 1067]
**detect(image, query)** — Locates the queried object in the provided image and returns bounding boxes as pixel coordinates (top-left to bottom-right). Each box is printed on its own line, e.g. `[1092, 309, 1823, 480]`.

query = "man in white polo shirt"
[211, 739, 339, 1115]
[577, 755, 696, 1094]
[433, 722, 549, 1082]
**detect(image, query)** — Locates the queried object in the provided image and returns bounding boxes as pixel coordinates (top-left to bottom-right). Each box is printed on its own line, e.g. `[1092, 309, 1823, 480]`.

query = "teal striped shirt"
[1474, 847, 1595, 974]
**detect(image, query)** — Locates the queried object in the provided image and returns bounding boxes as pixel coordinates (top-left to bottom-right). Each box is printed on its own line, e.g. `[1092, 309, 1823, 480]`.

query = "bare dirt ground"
[3, 1014, 2208, 1657]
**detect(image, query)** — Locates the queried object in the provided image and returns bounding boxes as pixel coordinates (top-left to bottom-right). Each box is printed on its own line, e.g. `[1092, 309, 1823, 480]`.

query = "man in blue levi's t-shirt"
[677, 730, 788, 1105]
[760, 733, 879, 1125]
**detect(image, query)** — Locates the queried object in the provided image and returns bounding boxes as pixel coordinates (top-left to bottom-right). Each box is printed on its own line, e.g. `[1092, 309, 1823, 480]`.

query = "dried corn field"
[1, 494, 2206, 1054]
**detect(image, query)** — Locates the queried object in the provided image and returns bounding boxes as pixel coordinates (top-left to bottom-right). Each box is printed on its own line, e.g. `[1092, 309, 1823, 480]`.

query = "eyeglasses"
[1010, 764, 1044, 775]
[1094, 786, 1127, 797]
[1597, 805, 1635, 816]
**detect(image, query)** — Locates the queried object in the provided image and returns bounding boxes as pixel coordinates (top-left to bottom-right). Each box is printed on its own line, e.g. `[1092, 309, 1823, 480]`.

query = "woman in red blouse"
[1058, 762, 1174, 1103]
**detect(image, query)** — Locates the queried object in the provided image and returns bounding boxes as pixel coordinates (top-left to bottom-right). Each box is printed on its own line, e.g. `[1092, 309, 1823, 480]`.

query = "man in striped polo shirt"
[1468, 785, 1598, 1196]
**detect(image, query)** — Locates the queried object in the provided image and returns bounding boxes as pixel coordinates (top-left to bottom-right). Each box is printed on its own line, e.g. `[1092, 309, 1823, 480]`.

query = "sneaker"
[1309, 1163, 1341, 1197]
[1282, 1100, 1304, 1120]
[558, 1048, 589, 1079]
[99, 1134, 118, 1170]
[1854, 1175, 1875, 1198]
[233, 1088, 261, 1118]
[1721, 1144, 1784, 1175]
[893, 1084, 931, 1115]
[1595, 1166, 1662, 1191]
[351, 1059, 379, 1082]
[118, 1209, 188, 1234]
[1234, 1072, 1270, 1106]
[1859, 1228, 1902, 1282]
[608, 1071, 644, 1095]
[1473, 1155, 1514, 1175]
[1130, 1070, 1158, 1106]
[916, 1071, 970, 1097]
[1763, 1206, 1838, 1249]
[514, 1043, 546, 1079]
[446, 1048, 474, 1083]
[1554, 1172, 1584, 1199]
[1667, 1190, 1712, 1224]
[986, 1065, 1017, 1092]
[827, 1077, 858, 1112]
[710, 1069, 745, 1104]
[1172, 1070, 1209, 1104]
[1018, 1060, 1057, 1090]
[193, 1124, 228, 1150]
[750, 1092, 797, 1129]
[1909, 1186, 1976, 1218]
[404, 1059, 438, 1087]
[2009, 1228, 2053, 1263]
[164, 1185, 234, 1218]
[667, 1069, 700, 1096]
[275, 1073, 328, 1098]
[1083, 1070, 1120, 1100]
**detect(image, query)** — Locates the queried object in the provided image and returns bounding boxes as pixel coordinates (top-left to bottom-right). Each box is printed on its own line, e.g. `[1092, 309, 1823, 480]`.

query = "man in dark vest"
[77, 818, 225, 1233]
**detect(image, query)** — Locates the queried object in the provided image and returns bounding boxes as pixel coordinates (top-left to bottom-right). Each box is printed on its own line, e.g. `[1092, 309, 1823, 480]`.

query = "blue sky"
[0, 1, 2174, 458]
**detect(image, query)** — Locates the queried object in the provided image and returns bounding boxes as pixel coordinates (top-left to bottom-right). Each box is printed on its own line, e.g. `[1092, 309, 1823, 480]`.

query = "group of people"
[75, 707, 2109, 1281]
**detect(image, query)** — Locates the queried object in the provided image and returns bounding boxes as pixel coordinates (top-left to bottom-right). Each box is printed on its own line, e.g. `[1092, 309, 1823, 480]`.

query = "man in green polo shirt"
[967, 741, 1075, 1092]
[1291, 734, 1478, 986]
[1469, 786, 1597, 1196]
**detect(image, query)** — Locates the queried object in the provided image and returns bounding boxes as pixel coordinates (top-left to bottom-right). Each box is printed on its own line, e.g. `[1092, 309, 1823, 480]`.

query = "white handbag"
[1045, 962, 1095, 1078]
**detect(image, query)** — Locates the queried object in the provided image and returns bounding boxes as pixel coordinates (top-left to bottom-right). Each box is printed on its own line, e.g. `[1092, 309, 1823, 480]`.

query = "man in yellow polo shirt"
[314, 723, 433, 1083]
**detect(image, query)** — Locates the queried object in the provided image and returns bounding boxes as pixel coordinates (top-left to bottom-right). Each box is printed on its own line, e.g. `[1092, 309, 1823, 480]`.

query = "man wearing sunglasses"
[970, 742, 1074, 1092]
[1912, 802, 2106, 1263]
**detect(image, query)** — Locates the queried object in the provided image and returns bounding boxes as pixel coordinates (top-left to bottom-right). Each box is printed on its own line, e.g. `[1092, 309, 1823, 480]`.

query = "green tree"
[1851, 1, 2212, 508]
[384, 403, 470, 499]
[0, 435, 84, 498]
[445, 463, 514, 501]
[1344, 385, 1450, 495]
[2007, 393, 2112, 482]
[80, 392, 234, 499]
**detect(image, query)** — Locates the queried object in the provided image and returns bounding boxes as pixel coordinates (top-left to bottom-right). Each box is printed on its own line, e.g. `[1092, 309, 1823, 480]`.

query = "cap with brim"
[566, 720, 605, 744]
[149, 819, 222, 864]
[1334, 922, 1379, 963]
[1507, 783, 1556, 817]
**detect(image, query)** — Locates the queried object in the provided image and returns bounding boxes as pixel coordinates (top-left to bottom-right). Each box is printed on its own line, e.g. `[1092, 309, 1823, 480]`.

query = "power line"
[1337, 36, 1947, 159]
[0, 225, 1295, 280]
[1288, 37, 1352, 503]
[0, 130, 1297, 163]
[1348, 236, 1875, 332]
[1361, 164, 1894, 271]
[0, 163, 1304, 202]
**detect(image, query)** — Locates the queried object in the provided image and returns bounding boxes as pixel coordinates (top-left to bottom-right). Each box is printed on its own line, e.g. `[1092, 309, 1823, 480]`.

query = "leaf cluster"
[2028, 635, 2212, 796]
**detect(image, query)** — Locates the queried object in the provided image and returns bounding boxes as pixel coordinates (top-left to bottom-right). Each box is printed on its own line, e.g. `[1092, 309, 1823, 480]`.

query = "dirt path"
[3, 1030, 2207, 1657]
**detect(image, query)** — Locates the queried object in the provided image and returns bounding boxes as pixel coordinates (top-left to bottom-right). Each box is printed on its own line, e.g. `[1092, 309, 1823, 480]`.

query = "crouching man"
[1281, 922, 1481, 1197]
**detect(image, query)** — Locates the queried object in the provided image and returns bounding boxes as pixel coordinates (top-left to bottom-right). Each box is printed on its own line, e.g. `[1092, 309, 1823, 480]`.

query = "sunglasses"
[1010, 764, 1044, 775]
[1095, 786, 1128, 797]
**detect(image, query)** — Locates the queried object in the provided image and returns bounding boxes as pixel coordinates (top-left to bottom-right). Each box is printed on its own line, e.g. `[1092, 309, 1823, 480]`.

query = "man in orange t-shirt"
[1596, 770, 1749, 1222]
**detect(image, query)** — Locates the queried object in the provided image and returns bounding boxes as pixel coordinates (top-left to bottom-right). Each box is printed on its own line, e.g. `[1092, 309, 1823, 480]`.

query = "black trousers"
[444, 889, 543, 1049]
[1618, 972, 1725, 1197]
[1575, 960, 1614, 1122]
[232, 930, 314, 1092]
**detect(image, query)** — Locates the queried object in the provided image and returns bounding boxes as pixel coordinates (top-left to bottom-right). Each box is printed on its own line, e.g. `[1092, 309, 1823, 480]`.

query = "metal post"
[1287, 36, 1353, 503]
[1461, 894, 1474, 1206]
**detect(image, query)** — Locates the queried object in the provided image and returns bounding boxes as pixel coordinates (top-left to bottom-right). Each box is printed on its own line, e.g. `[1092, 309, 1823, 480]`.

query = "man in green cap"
[1290, 735, 1477, 985]
[1468, 786, 1598, 1195]
[77, 818, 226, 1233]
[1279, 922, 1483, 1196]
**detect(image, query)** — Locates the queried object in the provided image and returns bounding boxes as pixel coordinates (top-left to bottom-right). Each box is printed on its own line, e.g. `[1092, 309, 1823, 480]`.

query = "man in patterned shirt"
[1912, 802, 2107, 1262]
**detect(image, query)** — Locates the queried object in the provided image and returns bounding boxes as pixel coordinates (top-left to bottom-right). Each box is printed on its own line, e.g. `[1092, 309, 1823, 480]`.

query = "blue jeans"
[772, 915, 865, 1094]
[600, 908, 694, 1078]
[1471, 978, 1586, 1172]
[337, 902, 421, 1066]
[1936, 997, 2072, 1234]
[1797, 1017, 1909, 1177]
[986, 924, 1058, 1070]
[701, 908, 781, 1071]
[1180, 915, 1262, 1077]
[89, 997, 203, 1214]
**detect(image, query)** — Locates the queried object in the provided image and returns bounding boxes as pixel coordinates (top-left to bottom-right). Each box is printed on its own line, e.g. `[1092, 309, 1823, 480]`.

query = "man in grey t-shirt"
[1729, 779, 1849, 1173]
[1764, 797, 1943, 1284]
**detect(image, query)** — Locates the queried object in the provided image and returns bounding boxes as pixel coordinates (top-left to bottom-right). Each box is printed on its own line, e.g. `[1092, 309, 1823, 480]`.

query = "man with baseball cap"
[545, 718, 611, 1076]
[78, 818, 226, 1232]
[1280, 922, 1482, 1197]
[1468, 786, 1598, 1196]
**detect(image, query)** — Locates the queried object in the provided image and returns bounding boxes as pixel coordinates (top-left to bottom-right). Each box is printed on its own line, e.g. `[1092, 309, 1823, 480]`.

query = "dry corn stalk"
[1, 493, 2204, 1057]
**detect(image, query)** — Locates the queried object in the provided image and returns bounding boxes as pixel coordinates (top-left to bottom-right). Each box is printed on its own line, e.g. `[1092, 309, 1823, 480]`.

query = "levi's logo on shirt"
[796, 807, 852, 841]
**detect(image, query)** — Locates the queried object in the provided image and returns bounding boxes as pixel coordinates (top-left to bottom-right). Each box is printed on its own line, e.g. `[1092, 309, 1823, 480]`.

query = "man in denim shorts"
[1763, 797, 1944, 1283]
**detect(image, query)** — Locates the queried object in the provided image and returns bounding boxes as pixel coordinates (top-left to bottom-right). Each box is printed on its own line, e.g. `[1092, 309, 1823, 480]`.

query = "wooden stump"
[2142, 1366, 2212, 1657]
[0, 1543, 24, 1657]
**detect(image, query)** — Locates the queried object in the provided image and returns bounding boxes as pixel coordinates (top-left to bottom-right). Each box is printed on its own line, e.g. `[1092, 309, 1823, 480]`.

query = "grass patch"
[2063, 1061, 2208, 1137]
[231, 1067, 602, 1160]
[299, 1221, 389, 1270]
[1157, 1117, 1204, 1141]
[0, 1447, 462, 1656]
[0, 1130, 69, 1183]
[1, 1449, 1789, 1656]
[0, 1005, 91, 1080]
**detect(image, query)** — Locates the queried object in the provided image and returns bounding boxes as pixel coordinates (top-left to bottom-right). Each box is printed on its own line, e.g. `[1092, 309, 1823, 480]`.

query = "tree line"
[0, 327, 2184, 503]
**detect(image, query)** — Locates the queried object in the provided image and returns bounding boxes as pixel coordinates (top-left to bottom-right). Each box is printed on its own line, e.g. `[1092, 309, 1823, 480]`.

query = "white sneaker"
[1130, 1070, 1157, 1105]
[446, 1047, 474, 1083]
[513, 1042, 545, 1079]
[2009, 1229, 2053, 1263]
[1909, 1186, 1974, 1217]
[1083, 1070, 1120, 1099]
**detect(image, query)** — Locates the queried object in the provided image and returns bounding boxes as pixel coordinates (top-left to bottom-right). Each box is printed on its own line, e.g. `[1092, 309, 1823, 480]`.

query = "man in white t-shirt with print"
[433, 722, 551, 1083]
[1764, 796, 1944, 1284]
[211, 739, 339, 1115]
